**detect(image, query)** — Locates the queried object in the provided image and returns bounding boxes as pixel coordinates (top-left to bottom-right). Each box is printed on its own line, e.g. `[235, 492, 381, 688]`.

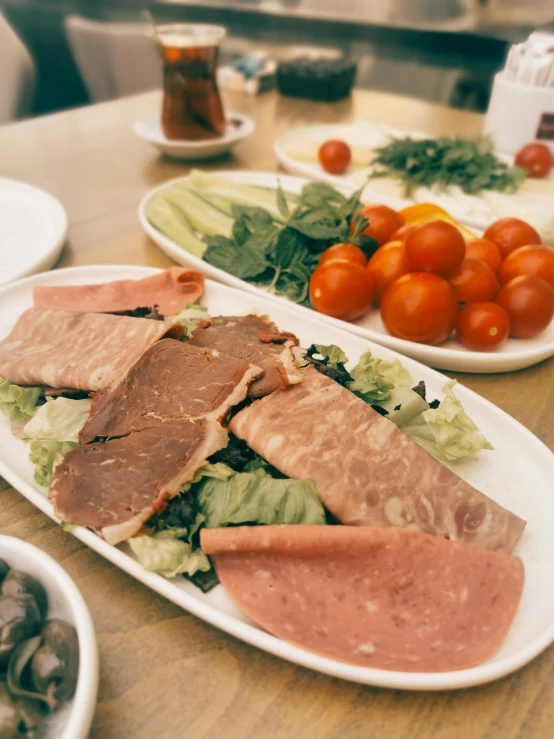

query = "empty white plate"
[133, 113, 255, 160]
[0, 178, 67, 287]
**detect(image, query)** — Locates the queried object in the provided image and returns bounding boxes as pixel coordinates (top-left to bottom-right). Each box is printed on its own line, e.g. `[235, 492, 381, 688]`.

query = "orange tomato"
[447, 258, 498, 304]
[483, 218, 541, 261]
[350, 204, 404, 245]
[456, 302, 510, 351]
[318, 243, 368, 269]
[515, 142, 553, 178]
[389, 223, 418, 242]
[465, 238, 502, 274]
[381, 272, 458, 345]
[405, 220, 465, 275]
[495, 275, 554, 338]
[367, 241, 411, 305]
[498, 245, 554, 289]
[310, 262, 373, 321]
[318, 140, 351, 175]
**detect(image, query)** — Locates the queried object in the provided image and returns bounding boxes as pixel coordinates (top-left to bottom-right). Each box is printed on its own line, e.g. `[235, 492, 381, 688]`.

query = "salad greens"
[129, 529, 212, 579]
[0, 378, 42, 422]
[370, 135, 528, 196]
[307, 344, 493, 462]
[29, 440, 79, 487]
[167, 302, 210, 337]
[148, 172, 378, 306]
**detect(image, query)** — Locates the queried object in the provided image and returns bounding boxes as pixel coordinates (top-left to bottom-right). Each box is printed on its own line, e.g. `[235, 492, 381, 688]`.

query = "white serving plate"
[274, 122, 554, 236]
[0, 178, 67, 286]
[0, 535, 98, 739]
[1, 264, 554, 691]
[138, 171, 554, 373]
[133, 113, 255, 160]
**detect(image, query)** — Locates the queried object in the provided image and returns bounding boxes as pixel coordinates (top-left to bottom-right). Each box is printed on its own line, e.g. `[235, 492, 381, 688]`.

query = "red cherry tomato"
[367, 241, 411, 305]
[495, 275, 554, 338]
[498, 245, 554, 289]
[381, 272, 458, 345]
[447, 258, 498, 304]
[405, 220, 465, 275]
[350, 204, 404, 246]
[318, 140, 352, 175]
[318, 243, 367, 269]
[389, 223, 418, 242]
[465, 238, 502, 274]
[483, 218, 541, 261]
[310, 262, 373, 321]
[456, 302, 510, 351]
[515, 142, 554, 178]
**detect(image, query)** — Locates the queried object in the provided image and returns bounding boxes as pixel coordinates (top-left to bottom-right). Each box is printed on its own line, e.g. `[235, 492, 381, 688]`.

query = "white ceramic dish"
[1, 264, 554, 691]
[133, 113, 255, 160]
[274, 122, 554, 235]
[0, 535, 98, 739]
[0, 179, 67, 286]
[138, 171, 554, 373]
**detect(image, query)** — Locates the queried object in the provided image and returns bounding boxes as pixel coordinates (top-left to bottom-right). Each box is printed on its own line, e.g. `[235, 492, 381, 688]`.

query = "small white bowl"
[133, 112, 255, 160]
[0, 535, 98, 739]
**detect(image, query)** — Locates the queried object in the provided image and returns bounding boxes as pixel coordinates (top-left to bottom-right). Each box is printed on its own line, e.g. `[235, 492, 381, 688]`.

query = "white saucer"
[133, 113, 255, 160]
[0, 179, 67, 286]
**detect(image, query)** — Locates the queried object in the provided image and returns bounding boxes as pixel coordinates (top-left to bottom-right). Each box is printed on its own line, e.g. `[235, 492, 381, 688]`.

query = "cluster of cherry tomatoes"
[309, 205, 554, 351]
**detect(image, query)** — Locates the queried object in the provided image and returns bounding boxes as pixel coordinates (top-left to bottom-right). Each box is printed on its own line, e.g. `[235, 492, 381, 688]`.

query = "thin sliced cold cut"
[79, 339, 262, 443]
[0, 307, 183, 391]
[201, 525, 525, 672]
[33, 267, 204, 316]
[189, 314, 302, 398]
[230, 368, 526, 553]
[51, 418, 227, 544]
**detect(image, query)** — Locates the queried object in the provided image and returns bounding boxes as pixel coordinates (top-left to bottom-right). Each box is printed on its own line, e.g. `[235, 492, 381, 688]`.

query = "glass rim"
[155, 23, 226, 45]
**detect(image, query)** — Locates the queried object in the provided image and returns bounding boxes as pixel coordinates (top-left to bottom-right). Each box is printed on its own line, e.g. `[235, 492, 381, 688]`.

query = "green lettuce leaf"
[314, 344, 349, 368]
[23, 397, 92, 442]
[402, 381, 494, 461]
[0, 378, 42, 421]
[29, 440, 79, 487]
[167, 302, 210, 336]
[348, 350, 413, 404]
[129, 529, 211, 578]
[194, 463, 326, 528]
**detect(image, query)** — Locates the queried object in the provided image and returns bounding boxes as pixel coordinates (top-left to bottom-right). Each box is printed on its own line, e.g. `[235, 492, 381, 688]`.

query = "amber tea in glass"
[157, 24, 226, 141]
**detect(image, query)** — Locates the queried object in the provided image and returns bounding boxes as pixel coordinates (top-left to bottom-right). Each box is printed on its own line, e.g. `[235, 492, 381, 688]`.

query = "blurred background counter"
[1, 0, 553, 119]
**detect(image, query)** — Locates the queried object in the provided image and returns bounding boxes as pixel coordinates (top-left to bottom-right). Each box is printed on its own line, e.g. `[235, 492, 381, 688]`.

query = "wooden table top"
[0, 88, 553, 739]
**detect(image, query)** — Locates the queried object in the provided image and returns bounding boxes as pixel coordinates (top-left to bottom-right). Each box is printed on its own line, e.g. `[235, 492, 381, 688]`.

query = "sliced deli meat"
[189, 314, 303, 398]
[79, 339, 262, 443]
[201, 525, 525, 672]
[33, 267, 204, 316]
[0, 307, 183, 391]
[230, 368, 526, 552]
[51, 418, 227, 545]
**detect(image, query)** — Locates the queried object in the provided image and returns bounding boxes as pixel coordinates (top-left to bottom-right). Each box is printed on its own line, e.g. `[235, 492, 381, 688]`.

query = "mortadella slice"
[230, 368, 526, 553]
[33, 267, 204, 316]
[51, 418, 227, 544]
[0, 307, 183, 391]
[201, 525, 525, 672]
[79, 339, 262, 443]
[189, 314, 302, 398]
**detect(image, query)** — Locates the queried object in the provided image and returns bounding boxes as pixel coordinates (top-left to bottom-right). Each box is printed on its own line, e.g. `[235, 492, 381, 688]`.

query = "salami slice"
[33, 267, 204, 316]
[230, 368, 526, 553]
[201, 525, 525, 673]
[0, 307, 183, 391]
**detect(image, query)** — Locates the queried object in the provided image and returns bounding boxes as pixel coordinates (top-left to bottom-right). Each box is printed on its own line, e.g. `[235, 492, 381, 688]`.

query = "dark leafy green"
[370, 135, 528, 195]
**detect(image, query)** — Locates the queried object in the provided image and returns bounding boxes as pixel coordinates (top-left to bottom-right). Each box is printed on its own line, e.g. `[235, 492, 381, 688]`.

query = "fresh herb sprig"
[369, 135, 528, 196]
[203, 182, 378, 305]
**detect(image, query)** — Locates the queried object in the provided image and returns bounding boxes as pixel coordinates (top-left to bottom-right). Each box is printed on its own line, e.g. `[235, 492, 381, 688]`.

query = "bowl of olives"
[0, 536, 98, 739]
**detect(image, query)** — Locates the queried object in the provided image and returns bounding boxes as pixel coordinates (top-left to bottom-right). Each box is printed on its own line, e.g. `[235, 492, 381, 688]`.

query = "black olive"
[0, 596, 41, 669]
[0, 682, 18, 739]
[0, 564, 9, 587]
[1, 572, 48, 622]
[31, 620, 79, 703]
